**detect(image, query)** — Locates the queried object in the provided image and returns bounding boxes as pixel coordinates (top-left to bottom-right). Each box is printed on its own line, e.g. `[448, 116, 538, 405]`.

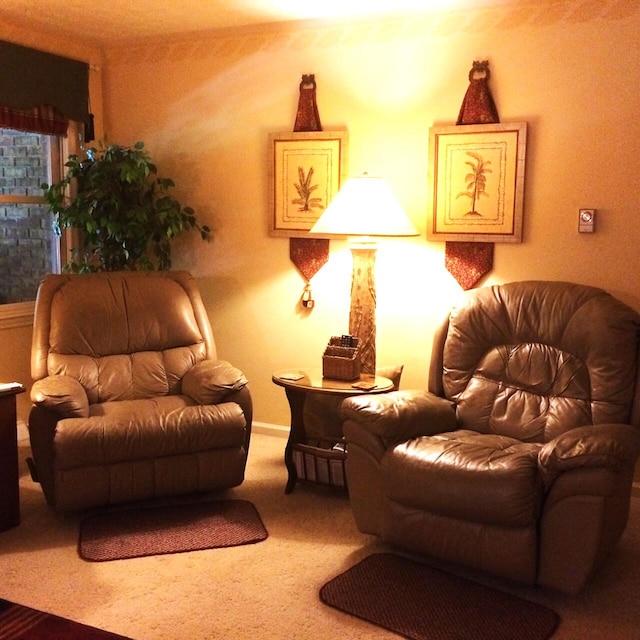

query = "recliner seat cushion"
[55, 396, 246, 469]
[385, 430, 544, 527]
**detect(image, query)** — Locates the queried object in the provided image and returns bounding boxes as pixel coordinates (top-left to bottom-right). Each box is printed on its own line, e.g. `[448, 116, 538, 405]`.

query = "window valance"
[0, 40, 91, 137]
[0, 105, 69, 136]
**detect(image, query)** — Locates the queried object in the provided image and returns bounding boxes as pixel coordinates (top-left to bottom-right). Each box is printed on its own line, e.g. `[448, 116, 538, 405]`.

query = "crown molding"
[103, 0, 639, 67]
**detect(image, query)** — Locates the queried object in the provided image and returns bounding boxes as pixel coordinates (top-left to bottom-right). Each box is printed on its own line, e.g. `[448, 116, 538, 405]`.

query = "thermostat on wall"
[578, 208, 596, 233]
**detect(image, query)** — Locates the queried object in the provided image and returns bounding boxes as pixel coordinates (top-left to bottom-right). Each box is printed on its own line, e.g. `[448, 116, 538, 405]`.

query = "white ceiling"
[0, 0, 544, 46]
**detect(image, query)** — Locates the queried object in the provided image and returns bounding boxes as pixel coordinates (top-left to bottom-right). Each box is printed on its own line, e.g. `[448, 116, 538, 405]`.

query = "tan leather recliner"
[28, 271, 252, 512]
[340, 281, 640, 594]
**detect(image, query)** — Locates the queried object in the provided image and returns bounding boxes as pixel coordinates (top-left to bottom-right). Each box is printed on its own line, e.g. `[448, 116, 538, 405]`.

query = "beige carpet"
[1, 432, 640, 639]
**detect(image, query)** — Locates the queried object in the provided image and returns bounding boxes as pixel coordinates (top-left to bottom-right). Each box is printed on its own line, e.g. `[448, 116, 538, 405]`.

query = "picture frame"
[268, 130, 348, 238]
[427, 122, 527, 243]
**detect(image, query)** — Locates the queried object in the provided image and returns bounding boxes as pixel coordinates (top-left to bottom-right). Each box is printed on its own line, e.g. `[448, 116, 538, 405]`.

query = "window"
[0, 125, 80, 328]
[0, 41, 90, 328]
[0, 128, 63, 305]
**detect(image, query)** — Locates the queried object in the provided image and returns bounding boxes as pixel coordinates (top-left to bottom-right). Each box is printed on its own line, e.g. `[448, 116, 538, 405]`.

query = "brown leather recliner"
[28, 271, 252, 512]
[340, 281, 640, 594]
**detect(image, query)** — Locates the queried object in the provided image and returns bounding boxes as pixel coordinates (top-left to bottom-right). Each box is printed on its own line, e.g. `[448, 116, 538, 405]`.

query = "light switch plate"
[578, 208, 596, 233]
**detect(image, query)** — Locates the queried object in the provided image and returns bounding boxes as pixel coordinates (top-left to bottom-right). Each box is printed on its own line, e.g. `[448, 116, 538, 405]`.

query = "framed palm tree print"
[427, 122, 527, 243]
[268, 130, 348, 238]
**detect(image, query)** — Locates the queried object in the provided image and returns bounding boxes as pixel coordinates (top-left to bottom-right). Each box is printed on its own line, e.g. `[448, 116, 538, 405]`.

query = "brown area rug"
[79, 499, 268, 562]
[0, 598, 131, 639]
[320, 553, 560, 640]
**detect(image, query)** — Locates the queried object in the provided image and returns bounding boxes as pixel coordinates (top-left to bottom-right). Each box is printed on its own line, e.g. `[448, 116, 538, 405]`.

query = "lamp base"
[349, 242, 376, 375]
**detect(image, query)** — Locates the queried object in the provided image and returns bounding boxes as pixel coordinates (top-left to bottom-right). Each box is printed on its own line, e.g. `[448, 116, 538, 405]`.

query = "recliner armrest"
[538, 423, 640, 490]
[182, 359, 248, 405]
[30, 374, 90, 418]
[340, 389, 457, 446]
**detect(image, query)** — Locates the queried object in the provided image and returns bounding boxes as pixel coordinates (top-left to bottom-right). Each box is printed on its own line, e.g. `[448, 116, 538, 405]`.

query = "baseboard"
[252, 421, 290, 439]
[17, 419, 28, 443]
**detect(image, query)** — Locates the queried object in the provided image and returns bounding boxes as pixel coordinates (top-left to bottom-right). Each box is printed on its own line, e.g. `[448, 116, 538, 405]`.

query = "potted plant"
[42, 139, 210, 272]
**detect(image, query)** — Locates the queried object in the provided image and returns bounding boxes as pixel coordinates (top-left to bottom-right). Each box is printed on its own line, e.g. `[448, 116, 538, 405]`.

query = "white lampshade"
[309, 174, 419, 237]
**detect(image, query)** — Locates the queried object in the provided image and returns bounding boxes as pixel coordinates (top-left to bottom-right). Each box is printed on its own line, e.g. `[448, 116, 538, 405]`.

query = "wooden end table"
[272, 369, 393, 494]
[0, 382, 25, 531]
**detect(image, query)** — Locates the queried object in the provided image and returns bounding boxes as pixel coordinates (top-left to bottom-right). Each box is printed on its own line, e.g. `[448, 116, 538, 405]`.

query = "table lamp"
[310, 173, 418, 375]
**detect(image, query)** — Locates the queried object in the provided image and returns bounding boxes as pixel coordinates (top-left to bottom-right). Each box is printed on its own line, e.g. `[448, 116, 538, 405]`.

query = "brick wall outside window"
[0, 130, 57, 304]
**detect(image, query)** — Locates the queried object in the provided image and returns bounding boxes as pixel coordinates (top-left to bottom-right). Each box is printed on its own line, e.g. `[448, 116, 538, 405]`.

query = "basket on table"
[322, 336, 361, 380]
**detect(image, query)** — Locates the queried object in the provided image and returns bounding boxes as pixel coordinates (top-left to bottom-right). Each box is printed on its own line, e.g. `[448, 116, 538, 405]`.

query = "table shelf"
[292, 440, 347, 489]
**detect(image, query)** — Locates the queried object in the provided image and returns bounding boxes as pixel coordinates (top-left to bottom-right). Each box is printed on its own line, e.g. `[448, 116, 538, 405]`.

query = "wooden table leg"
[283, 386, 306, 494]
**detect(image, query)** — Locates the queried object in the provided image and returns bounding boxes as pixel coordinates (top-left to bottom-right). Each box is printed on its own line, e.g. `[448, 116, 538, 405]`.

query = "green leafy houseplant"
[42, 140, 210, 272]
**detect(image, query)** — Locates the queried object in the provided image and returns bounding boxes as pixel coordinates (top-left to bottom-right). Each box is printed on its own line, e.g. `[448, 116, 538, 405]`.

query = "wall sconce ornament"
[269, 75, 348, 310]
[444, 241, 494, 291]
[289, 238, 330, 309]
[457, 59, 499, 125]
[430, 61, 527, 290]
[269, 75, 349, 239]
[294, 73, 322, 132]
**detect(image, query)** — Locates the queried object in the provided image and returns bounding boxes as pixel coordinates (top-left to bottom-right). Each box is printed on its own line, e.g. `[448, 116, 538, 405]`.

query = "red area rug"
[0, 598, 131, 639]
[79, 499, 268, 562]
[320, 553, 560, 640]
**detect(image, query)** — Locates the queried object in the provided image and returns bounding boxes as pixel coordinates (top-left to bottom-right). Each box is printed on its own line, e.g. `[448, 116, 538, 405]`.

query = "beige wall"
[102, 2, 640, 429]
[0, 323, 32, 421]
[2, 2, 640, 438]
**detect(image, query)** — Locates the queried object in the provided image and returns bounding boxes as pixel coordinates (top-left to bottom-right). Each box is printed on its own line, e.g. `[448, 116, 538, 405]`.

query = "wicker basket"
[292, 441, 348, 489]
[322, 336, 361, 380]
